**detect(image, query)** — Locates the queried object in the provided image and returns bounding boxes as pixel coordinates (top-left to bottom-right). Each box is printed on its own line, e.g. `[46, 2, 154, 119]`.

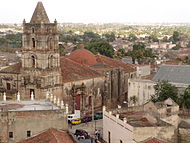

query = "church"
[0, 2, 136, 115]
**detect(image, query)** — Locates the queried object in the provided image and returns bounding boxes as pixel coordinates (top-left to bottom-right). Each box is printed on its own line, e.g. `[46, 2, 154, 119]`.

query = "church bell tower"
[20, 2, 62, 99]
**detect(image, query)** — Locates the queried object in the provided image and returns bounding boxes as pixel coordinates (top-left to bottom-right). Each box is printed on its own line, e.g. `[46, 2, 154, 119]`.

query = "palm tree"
[130, 96, 138, 106]
[179, 85, 190, 109]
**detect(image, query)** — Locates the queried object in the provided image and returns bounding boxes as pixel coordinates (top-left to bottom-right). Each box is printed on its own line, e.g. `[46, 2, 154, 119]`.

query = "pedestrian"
[97, 130, 100, 140]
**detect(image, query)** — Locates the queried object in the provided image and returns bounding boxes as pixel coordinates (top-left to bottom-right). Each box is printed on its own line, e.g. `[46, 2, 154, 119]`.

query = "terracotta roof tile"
[0, 62, 21, 73]
[141, 137, 169, 143]
[17, 128, 75, 143]
[61, 57, 103, 83]
[95, 54, 135, 72]
[68, 47, 97, 66]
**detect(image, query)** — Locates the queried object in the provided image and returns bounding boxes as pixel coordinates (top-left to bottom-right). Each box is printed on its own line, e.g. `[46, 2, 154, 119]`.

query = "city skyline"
[0, 0, 190, 24]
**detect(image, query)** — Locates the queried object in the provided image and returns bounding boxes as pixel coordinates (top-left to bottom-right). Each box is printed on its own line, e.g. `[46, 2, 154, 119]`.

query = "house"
[0, 100, 67, 143]
[102, 102, 177, 143]
[17, 128, 76, 143]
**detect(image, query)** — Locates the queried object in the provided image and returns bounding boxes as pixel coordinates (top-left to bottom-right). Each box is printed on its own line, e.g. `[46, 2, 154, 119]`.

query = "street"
[69, 119, 103, 143]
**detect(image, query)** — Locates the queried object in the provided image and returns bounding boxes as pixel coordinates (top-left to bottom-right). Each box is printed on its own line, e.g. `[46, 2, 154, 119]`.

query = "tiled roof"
[152, 65, 190, 84]
[68, 46, 97, 66]
[30, 2, 50, 23]
[95, 54, 135, 72]
[0, 62, 21, 73]
[141, 137, 169, 143]
[61, 57, 103, 83]
[17, 128, 75, 143]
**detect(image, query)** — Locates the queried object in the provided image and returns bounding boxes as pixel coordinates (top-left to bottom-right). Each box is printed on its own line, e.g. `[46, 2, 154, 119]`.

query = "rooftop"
[153, 65, 190, 84]
[30, 2, 50, 23]
[68, 45, 97, 66]
[95, 54, 135, 72]
[0, 100, 59, 111]
[17, 128, 75, 143]
[0, 62, 21, 73]
[140, 137, 169, 143]
[61, 57, 103, 83]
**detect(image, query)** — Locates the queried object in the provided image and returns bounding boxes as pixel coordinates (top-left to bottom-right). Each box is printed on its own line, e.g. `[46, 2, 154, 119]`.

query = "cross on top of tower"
[30, 1, 50, 24]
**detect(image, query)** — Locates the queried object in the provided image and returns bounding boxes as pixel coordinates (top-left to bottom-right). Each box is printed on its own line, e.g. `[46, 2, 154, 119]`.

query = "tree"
[128, 33, 137, 42]
[130, 96, 138, 106]
[83, 31, 101, 42]
[172, 44, 181, 50]
[103, 32, 115, 42]
[148, 34, 159, 42]
[85, 40, 114, 58]
[151, 81, 178, 103]
[179, 85, 190, 109]
[59, 44, 65, 56]
[133, 42, 145, 50]
[126, 42, 155, 64]
[172, 31, 180, 43]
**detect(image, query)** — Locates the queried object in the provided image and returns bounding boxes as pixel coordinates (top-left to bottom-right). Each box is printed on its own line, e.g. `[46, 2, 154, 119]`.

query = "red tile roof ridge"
[61, 57, 103, 83]
[140, 137, 170, 143]
[95, 54, 135, 72]
[17, 128, 75, 143]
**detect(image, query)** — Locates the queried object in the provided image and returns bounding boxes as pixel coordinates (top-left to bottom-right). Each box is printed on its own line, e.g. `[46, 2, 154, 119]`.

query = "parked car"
[94, 112, 103, 120]
[71, 118, 81, 125]
[81, 116, 92, 123]
[74, 129, 90, 140]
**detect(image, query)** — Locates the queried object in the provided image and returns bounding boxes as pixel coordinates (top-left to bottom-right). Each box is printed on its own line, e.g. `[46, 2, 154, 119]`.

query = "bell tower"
[20, 2, 62, 99]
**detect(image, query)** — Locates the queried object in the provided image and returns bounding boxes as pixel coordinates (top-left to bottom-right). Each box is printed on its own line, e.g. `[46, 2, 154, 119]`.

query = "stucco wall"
[133, 125, 176, 142]
[128, 79, 156, 106]
[0, 109, 67, 143]
[103, 109, 136, 143]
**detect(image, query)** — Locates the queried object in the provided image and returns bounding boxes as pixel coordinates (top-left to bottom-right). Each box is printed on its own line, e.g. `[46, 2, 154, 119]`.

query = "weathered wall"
[103, 109, 136, 143]
[63, 77, 105, 115]
[133, 125, 176, 142]
[128, 79, 156, 106]
[0, 109, 67, 143]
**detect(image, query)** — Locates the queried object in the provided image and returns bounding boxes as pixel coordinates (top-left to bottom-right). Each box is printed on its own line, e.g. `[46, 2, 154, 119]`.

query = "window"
[32, 38, 35, 48]
[108, 131, 111, 143]
[31, 56, 35, 68]
[27, 131, 31, 137]
[49, 38, 53, 49]
[88, 96, 92, 106]
[7, 83, 11, 90]
[49, 55, 53, 68]
[9, 132, 13, 138]
[32, 28, 35, 33]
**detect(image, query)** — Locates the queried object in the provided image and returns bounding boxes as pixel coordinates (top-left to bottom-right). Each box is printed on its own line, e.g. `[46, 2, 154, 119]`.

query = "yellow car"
[71, 118, 81, 125]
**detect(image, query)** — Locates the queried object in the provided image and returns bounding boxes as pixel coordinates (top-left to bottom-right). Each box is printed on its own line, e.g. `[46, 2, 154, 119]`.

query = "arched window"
[49, 55, 53, 68]
[32, 28, 35, 33]
[49, 38, 53, 49]
[31, 56, 35, 68]
[88, 96, 92, 106]
[32, 38, 35, 48]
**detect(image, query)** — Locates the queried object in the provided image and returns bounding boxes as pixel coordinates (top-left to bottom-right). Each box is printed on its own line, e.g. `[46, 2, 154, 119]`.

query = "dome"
[68, 45, 97, 66]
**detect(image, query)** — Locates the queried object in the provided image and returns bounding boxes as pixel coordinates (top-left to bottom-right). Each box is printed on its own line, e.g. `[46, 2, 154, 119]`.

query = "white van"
[67, 110, 80, 123]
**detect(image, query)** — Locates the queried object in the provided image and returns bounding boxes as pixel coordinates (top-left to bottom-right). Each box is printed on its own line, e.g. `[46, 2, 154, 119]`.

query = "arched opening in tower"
[31, 55, 35, 68]
[32, 38, 36, 48]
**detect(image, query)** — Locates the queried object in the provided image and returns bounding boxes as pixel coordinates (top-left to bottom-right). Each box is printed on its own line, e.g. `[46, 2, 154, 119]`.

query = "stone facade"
[20, 2, 62, 100]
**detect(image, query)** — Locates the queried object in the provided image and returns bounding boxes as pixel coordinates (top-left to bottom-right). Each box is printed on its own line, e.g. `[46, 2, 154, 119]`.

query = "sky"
[0, 0, 190, 24]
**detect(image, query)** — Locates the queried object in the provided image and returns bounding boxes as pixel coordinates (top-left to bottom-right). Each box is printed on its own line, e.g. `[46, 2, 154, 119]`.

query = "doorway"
[30, 89, 35, 99]
[75, 94, 80, 110]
